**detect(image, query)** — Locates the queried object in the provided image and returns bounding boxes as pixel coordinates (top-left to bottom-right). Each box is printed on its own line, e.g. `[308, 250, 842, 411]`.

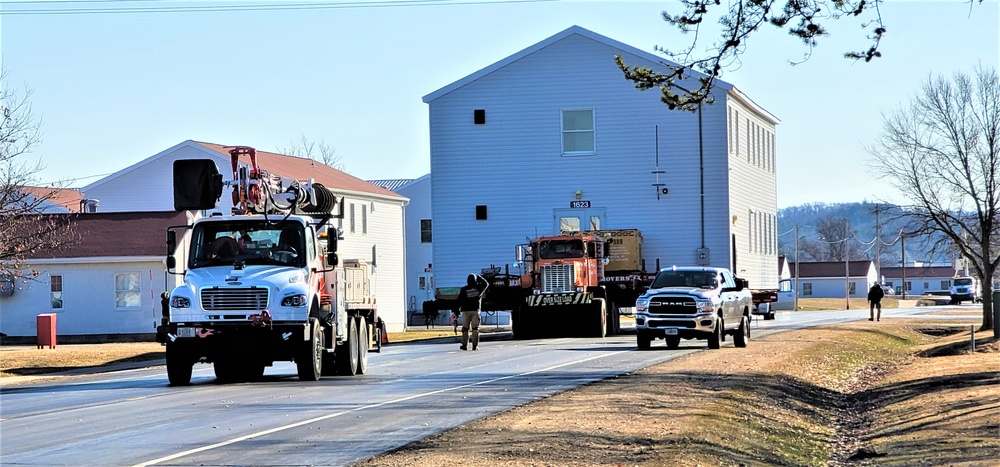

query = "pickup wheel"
[296, 318, 323, 381]
[733, 315, 750, 348]
[337, 316, 360, 376]
[636, 330, 652, 350]
[708, 318, 722, 349]
[356, 316, 369, 375]
[665, 336, 680, 349]
[165, 343, 192, 386]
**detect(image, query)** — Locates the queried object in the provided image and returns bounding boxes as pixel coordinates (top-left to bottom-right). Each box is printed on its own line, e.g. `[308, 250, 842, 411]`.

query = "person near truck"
[867, 282, 885, 321]
[458, 273, 489, 351]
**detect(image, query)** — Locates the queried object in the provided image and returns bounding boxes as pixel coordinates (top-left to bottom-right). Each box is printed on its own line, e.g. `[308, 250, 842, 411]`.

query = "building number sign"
[569, 200, 591, 208]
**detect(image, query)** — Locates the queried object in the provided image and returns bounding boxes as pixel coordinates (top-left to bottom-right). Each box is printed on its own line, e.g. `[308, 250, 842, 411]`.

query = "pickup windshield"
[537, 239, 585, 260]
[190, 221, 306, 269]
[651, 271, 719, 289]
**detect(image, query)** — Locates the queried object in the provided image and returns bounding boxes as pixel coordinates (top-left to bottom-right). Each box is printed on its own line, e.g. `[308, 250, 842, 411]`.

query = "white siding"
[427, 30, 778, 290]
[396, 176, 434, 315]
[0, 260, 168, 337]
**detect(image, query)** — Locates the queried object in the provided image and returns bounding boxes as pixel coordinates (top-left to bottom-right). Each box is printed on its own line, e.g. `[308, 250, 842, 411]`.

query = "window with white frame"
[115, 272, 142, 309]
[561, 109, 595, 155]
[362, 204, 368, 235]
[51, 275, 63, 310]
[349, 203, 356, 234]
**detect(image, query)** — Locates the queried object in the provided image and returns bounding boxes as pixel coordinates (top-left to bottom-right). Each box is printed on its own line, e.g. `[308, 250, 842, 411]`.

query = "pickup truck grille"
[648, 297, 698, 315]
[201, 288, 269, 311]
[540, 264, 574, 293]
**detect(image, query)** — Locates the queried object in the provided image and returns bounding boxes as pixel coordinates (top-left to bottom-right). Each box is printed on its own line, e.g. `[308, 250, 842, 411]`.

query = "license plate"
[176, 327, 196, 338]
[665, 329, 678, 335]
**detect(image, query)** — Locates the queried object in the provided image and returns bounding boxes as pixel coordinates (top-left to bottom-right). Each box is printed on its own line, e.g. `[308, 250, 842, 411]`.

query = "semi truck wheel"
[296, 318, 323, 381]
[733, 315, 750, 348]
[356, 316, 369, 375]
[166, 344, 192, 386]
[592, 298, 607, 338]
[708, 318, 722, 349]
[606, 302, 621, 336]
[337, 316, 360, 376]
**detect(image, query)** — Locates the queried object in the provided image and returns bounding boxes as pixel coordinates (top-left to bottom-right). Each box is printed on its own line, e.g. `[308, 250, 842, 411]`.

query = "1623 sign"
[569, 200, 591, 208]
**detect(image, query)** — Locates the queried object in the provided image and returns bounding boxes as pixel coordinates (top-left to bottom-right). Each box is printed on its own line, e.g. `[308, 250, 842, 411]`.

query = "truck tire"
[733, 314, 750, 348]
[337, 316, 360, 376]
[665, 335, 680, 349]
[356, 316, 369, 375]
[708, 318, 722, 349]
[636, 330, 652, 350]
[606, 301, 620, 336]
[166, 343, 192, 386]
[512, 306, 533, 340]
[213, 357, 240, 383]
[296, 318, 323, 381]
[593, 298, 607, 338]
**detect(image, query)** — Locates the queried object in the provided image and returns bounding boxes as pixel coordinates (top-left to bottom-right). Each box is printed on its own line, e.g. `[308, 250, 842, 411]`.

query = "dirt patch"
[360, 321, 1000, 466]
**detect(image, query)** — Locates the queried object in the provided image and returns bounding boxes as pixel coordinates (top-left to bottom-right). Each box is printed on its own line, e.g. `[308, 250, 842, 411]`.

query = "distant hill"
[777, 202, 951, 266]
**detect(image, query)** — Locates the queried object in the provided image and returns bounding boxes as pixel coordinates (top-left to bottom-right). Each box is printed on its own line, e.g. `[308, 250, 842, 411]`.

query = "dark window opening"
[474, 109, 486, 125]
[475, 205, 487, 220]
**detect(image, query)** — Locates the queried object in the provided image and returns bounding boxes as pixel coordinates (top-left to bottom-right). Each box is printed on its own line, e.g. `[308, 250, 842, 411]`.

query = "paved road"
[0, 305, 976, 466]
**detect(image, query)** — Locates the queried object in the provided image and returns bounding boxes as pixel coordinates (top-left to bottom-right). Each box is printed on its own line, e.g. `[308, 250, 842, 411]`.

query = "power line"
[0, 0, 561, 15]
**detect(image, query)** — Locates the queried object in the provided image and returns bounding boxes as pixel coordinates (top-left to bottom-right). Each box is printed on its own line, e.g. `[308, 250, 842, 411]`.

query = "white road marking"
[131, 348, 629, 467]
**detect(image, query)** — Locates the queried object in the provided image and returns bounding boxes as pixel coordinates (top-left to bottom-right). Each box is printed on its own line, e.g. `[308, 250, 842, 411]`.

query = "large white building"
[423, 26, 780, 290]
[0, 141, 410, 340]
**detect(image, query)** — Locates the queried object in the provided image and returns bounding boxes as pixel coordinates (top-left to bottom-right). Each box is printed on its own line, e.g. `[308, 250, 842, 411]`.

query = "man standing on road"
[459, 273, 489, 351]
[868, 282, 885, 322]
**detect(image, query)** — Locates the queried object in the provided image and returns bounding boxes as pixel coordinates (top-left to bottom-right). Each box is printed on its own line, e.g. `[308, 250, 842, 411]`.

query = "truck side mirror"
[325, 233, 339, 267]
[735, 278, 748, 291]
[166, 230, 177, 255]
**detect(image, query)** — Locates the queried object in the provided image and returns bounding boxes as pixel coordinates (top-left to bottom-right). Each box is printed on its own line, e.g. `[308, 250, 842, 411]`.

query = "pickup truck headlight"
[635, 296, 650, 312]
[695, 299, 716, 313]
[171, 296, 191, 308]
[281, 294, 308, 307]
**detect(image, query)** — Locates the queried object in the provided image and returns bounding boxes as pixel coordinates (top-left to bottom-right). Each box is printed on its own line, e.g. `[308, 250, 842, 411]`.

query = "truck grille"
[648, 297, 698, 315]
[541, 264, 574, 293]
[201, 288, 269, 311]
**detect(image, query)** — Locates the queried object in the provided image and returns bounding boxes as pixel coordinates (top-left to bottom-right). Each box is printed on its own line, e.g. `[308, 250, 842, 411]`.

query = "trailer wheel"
[592, 298, 607, 338]
[665, 335, 680, 349]
[296, 318, 323, 381]
[337, 316, 360, 376]
[733, 315, 750, 348]
[166, 343, 192, 386]
[708, 317, 722, 349]
[356, 316, 369, 375]
[636, 330, 652, 350]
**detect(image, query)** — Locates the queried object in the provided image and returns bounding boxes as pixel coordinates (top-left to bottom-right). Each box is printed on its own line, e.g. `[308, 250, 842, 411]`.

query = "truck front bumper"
[635, 312, 717, 338]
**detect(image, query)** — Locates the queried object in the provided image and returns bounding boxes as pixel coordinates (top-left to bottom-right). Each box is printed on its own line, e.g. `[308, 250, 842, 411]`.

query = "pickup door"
[718, 270, 742, 327]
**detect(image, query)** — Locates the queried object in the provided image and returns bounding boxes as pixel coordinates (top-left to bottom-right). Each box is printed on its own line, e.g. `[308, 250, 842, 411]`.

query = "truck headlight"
[171, 296, 191, 308]
[281, 294, 308, 307]
[635, 296, 649, 311]
[695, 299, 715, 312]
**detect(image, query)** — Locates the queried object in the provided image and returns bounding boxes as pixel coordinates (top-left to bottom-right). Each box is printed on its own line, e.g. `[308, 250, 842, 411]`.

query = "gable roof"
[24, 211, 189, 259]
[880, 266, 957, 280]
[422, 25, 735, 104]
[20, 186, 83, 213]
[790, 261, 875, 278]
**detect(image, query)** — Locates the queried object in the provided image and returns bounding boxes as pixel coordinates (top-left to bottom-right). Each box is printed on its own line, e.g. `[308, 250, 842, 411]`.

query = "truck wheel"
[708, 318, 722, 349]
[733, 315, 750, 348]
[213, 358, 240, 383]
[356, 316, 369, 375]
[606, 301, 620, 336]
[637, 330, 652, 350]
[665, 336, 680, 349]
[593, 298, 607, 338]
[166, 344, 192, 386]
[337, 316, 360, 376]
[512, 306, 532, 340]
[296, 318, 323, 381]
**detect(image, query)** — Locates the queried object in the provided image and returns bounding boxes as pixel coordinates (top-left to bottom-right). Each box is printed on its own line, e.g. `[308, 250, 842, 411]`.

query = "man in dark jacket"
[867, 282, 885, 321]
[458, 273, 489, 350]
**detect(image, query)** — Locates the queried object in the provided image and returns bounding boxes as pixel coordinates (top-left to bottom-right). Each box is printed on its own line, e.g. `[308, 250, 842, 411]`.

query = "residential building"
[423, 26, 780, 291]
[880, 265, 957, 295]
[789, 261, 878, 299]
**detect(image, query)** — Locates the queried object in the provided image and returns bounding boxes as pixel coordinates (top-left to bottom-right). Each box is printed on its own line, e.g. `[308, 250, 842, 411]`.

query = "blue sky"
[2, 0, 997, 208]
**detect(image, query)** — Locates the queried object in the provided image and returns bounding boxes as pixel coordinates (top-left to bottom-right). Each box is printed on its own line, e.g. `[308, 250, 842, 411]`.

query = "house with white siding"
[789, 261, 878, 299]
[0, 211, 190, 341]
[423, 26, 780, 292]
[880, 265, 957, 295]
[72, 140, 409, 333]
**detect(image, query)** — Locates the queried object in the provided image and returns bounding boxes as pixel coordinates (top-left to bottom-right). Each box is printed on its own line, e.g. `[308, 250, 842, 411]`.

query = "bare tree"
[277, 134, 346, 171]
[1, 71, 76, 281]
[617, 0, 985, 111]
[812, 215, 864, 261]
[869, 66, 1000, 337]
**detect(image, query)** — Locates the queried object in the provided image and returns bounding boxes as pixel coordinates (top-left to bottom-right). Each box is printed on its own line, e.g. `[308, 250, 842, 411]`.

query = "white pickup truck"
[634, 266, 753, 350]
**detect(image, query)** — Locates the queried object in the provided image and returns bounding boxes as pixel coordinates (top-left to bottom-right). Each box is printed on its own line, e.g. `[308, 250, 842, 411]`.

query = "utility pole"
[794, 225, 800, 312]
[845, 220, 851, 310]
[901, 231, 907, 300]
[873, 203, 884, 282]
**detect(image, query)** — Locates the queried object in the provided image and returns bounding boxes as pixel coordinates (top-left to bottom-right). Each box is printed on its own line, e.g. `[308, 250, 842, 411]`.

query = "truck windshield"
[954, 278, 974, 286]
[190, 221, 306, 269]
[651, 271, 719, 289]
[537, 240, 585, 259]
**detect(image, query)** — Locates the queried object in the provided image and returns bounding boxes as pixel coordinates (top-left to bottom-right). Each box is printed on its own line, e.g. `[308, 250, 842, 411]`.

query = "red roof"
[24, 211, 188, 259]
[21, 186, 83, 212]
[194, 142, 403, 200]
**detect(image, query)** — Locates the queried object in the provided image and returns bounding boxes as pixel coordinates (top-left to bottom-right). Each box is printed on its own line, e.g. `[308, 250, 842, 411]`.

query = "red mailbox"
[37, 313, 57, 349]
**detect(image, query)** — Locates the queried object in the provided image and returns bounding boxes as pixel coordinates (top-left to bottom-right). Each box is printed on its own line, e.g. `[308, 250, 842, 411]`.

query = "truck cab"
[634, 266, 752, 350]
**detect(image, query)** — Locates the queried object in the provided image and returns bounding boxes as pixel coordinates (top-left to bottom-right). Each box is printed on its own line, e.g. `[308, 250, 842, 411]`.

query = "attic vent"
[474, 109, 486, 125]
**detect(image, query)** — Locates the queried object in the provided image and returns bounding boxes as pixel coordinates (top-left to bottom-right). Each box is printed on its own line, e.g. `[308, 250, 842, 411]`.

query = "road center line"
[132, 348, 629, 467]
